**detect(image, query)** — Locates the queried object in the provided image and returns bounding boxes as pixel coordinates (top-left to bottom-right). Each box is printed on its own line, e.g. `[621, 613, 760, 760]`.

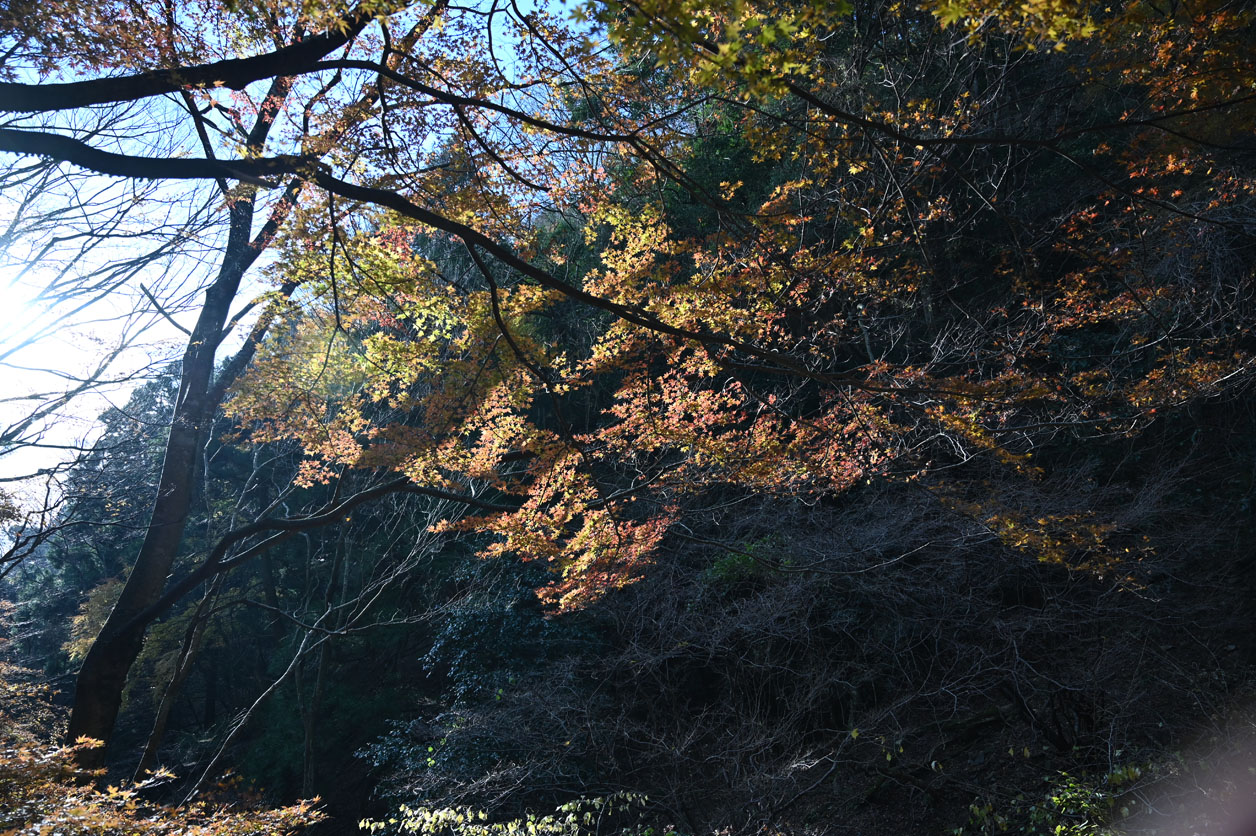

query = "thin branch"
[139, 284, 191, 336]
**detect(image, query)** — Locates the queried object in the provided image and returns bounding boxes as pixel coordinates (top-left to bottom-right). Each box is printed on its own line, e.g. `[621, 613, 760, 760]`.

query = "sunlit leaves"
[929, 0, 1098, 46]
[585, 0, 844, 98]
[210, 0, 1256, 612]
[0, 650, 321, 835]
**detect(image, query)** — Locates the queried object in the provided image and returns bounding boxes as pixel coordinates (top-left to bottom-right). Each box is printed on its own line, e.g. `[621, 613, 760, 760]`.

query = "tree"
[1, 0, 709, 768]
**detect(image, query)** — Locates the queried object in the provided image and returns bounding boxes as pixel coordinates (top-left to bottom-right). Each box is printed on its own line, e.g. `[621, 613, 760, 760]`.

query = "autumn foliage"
[216, 0, 1256, 609]
[0, 739, 321, 836]
[0, 611, 321, 835]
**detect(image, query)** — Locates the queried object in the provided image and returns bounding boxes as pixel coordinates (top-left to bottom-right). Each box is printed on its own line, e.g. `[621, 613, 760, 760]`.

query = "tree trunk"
[60, 8, 439, 767]
[68, 198, 258, 766]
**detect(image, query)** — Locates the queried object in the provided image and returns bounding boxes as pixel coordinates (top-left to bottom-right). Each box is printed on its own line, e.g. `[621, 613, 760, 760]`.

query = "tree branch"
[0, 7, 380, 113]
[115, 476, 517, 641]
[0, 128, 310, 185]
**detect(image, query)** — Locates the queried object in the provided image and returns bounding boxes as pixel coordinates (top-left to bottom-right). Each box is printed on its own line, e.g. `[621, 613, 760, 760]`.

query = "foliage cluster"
[360, 793, 653, 836]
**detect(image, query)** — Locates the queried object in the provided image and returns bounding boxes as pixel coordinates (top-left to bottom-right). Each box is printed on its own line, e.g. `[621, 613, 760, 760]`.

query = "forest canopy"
[1, 0, 1254, 833]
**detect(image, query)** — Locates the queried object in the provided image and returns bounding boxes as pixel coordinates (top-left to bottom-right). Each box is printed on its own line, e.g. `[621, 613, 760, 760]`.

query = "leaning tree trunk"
[67, 198, 260, 767]
[61, 5, 444, 768]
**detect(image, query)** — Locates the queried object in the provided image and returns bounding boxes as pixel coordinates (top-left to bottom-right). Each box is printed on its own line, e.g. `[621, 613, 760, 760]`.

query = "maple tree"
[0, 0, 1253, 809]
[229, 0, 1256, 607]
[0, 0, 655, 765]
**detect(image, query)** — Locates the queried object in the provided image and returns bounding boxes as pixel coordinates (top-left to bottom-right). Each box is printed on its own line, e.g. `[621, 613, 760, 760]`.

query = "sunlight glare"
[0, 270, 39, 324]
